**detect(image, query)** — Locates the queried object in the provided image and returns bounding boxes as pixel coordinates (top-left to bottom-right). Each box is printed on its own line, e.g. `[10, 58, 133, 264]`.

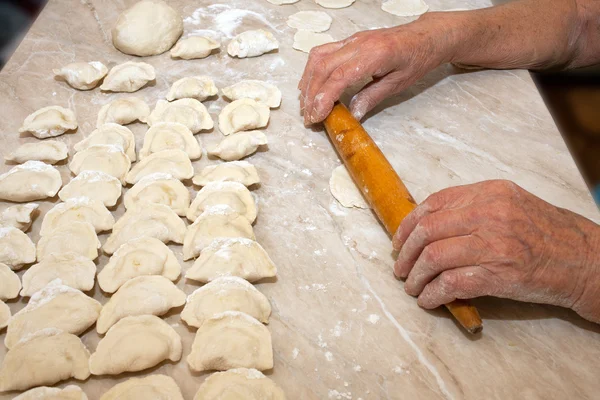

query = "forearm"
[426, 0, 600, 70]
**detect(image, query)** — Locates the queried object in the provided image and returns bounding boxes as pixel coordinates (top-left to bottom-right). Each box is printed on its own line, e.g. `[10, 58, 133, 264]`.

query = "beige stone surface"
[0, 0, 599, 399]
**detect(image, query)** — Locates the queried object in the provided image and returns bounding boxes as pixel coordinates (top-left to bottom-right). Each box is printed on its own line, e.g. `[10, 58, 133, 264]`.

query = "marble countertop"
[1, 0, 599, 399]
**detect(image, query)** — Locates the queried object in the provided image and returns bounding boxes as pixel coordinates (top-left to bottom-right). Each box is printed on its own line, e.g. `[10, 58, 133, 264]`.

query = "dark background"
[1, 0, 598, 205]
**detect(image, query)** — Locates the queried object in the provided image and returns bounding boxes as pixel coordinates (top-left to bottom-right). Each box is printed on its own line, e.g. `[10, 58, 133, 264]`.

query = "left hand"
[392, 180, 600, 323]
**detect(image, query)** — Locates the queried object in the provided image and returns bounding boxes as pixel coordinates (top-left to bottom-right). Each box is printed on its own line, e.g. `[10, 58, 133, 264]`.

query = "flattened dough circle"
[329, 165, 370, 209]
[287, 11, 332, 32]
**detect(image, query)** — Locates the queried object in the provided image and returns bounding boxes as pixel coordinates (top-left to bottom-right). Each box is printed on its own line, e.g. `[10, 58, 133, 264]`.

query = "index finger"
[298, 40, 347, 112]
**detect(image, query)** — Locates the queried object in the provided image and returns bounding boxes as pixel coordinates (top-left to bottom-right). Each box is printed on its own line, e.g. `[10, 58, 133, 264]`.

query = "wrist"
[570, 220, 600, 323]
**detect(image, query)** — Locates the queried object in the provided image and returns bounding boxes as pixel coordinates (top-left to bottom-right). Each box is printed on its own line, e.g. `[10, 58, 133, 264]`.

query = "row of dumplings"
[10, 370, 284, 400]
[53, 28, 279, 92]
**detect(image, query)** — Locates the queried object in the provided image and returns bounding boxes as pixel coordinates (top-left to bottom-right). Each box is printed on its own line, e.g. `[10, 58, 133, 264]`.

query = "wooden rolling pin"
[323, 103, 483, 335]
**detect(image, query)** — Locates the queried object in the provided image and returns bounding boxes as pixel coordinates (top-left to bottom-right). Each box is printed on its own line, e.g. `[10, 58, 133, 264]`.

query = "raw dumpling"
[112, 0, 183, 57]
[187, 311, 273, 372]
[187, 181, 256, 223]
[0, 227, 36, 270]
[100, 61, 156, 93]
[193, 161, 260, 187]
[96, 275, 186, 334]
[293, 30, 335, 53]
[100, 375, 183, 400]
[148, 99, 213, 133]
[0, 203, 39, 231]
[171, 36, 220, 60]
[218, 99, 270, 136]
[194, 368, 285, 400]
[0, 161, 62, 202]
[227, 30, 279, 58]
[183, 205, 255, 260]
[222, 80, 281, 108]
[0, 262, 21, 300]
[208, 130, 268, 161]
[98, 237, 181, 293]
[13, 385, 89, 400]
[37, 222, 100, 261]
[69, 144, 131, 185]
[74, 123, 136, 162]
[53, 61, 108, 90]
[0, 330, 91, 392]
[182, 277, 271, 328]
[96, 98, 150, 128]
[103, 203, 186, 255]
[0, 301, 9, 330]
[167, 76, 218, 102]
[125, 173, 190, 216]
[19, 106, 78, 139]
[139, 122, 202, 160]
[5, 140, 69, 164]
[89, 315, 182, 375]
[126, 149, 193, 184]
[5, 280, 101, 349]
[186, 238, 277, 283]
[58, 170, 122, 207]
[40, 197, 115, 236]
[21, 253, 96, 297]
[329, 165, 369, 208]
[287, 10, 332, 32]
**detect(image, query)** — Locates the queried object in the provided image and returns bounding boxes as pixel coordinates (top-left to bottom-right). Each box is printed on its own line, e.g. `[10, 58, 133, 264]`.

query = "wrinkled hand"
[298, 14, 454, 124]
[392, 180, 600, 323]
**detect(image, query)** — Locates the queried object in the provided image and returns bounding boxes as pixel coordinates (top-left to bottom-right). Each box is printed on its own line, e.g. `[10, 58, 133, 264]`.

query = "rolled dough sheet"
[287, 11, 332, 32]
[293, 30, 335, 53]
[329, 165, 370, 209]
[315, 0, 356, 9]
[267, 0, 300, 5]
[381, 0, 429, 16]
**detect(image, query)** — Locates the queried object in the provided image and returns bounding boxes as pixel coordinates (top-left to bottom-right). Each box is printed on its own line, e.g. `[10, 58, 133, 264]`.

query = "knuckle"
[330, 66, 346, 82]
[420, 244, 443, 269]
[422, 191, 445, 212]
[414, 215, 435, 241]
[313, 57, 328, 72]
[439, 272, 459, 290]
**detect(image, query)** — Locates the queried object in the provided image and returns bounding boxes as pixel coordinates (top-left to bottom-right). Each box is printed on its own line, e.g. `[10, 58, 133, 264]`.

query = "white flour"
[184, 4, 280, 39]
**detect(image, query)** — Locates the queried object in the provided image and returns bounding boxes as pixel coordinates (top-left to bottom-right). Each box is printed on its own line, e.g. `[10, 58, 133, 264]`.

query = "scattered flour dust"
[329, 390, 352, 399]
[299, 283, 328, 292]
[317, 333, 328, 348]
[184, 4, 280, 39]
[393, 366, 411, 375]
[330, 320, 344, 337]
[367, 314, 380, 324]
[292, 348, 299, 359]
[353, 365, 362, 372]
[325, 351, 333, 361]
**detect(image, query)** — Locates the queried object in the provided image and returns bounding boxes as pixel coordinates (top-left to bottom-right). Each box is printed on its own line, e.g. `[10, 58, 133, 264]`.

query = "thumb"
[349, 72, 411, 120]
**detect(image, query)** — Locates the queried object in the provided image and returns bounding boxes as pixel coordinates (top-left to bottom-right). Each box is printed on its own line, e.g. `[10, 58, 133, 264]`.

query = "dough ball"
[329, 165, 370, 209]
[112, 0, 183, 57]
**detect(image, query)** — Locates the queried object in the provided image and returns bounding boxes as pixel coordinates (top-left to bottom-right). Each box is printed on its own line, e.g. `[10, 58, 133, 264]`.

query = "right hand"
[298, 13, 456, 124]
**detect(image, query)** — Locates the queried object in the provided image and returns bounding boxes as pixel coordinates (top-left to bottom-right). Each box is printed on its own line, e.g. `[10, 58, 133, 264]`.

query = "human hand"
[298, 13, 456, 125]
[392, 180, 600, 323]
